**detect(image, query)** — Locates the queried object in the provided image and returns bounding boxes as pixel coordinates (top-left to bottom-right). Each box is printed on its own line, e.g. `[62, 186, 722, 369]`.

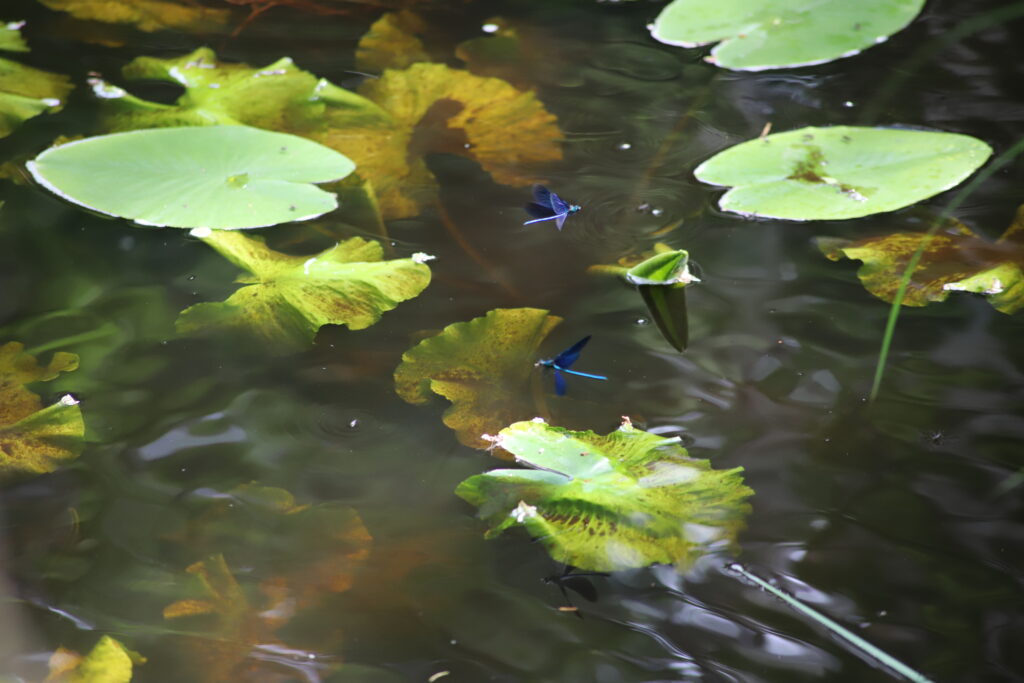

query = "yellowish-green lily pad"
[394, 308, 562, 450]
[176, 230, 433, 352]
[456, 418, 753, 572]
[1, 22, 73, 139]
[0, 342, 84, 482]
[819, 205, 1024, 313]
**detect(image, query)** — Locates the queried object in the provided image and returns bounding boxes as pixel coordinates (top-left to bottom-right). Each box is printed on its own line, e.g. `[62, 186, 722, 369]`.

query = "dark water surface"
[2, 1, 1023, 681]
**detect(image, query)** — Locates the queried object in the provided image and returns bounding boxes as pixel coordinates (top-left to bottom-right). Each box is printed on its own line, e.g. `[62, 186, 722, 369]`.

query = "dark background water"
[2, 0, 1023, 681]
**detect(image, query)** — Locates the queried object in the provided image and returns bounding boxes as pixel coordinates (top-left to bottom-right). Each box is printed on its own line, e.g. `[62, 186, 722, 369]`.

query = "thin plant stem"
[22, 323, 120, 357]
[869, 135, 1024, 402]
[727, 563, 934, 683]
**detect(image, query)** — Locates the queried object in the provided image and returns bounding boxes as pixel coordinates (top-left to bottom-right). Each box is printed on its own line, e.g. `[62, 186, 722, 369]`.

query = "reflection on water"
[2, 0, 1023, 681]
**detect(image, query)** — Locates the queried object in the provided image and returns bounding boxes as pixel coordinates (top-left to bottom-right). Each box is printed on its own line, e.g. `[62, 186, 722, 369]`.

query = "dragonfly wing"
[532, 184, 555, 208]
[525, 201, 555, 219]
[554, 335, 592, 369]
[555, 212, 568, 231]
[553, 369, 568, 396]
[548, 192, 571, 214]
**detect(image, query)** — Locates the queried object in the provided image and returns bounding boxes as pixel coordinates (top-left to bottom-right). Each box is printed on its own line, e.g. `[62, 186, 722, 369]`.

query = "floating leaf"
[27, 126, 354, 229]
[36, 0, 229, 33]
[456, 418, 753, 572]
[627, 249, 699, 352]
[45, 635, 145, 683]
[1, 21, 29, 52]
[394, 308, 561, 450]
[1, 23, 73, 139]
[0, 342, 84, 481]
[176, 230, 432, 351]
[589, 245, 698, 352]
[355, 10, 431, 72]
[651, 0, 925, 70]
[819, 205, 1024, 313]
[94, 48, 563, 219]
[694, 126, 992, 220]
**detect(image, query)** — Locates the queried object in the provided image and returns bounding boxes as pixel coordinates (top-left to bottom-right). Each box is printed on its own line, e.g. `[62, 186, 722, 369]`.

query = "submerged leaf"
[694, 126, 992, 220]
[652, 0, 925, 70]
[94, 48, 563, 219]
[172, 483, 372, 608]
[27, 126, 355, 229]
[45, 635, 145, 683]
[456, 418, 753, 572]
[36, 0, 229, 33]
[163, 554, 286, 682]
[176, 230, 432, 351]
[0, 342, 84, 481]
[819, 205, 1024, 313]
[394, 308, 561, 450]
[355, 10, 431, 71]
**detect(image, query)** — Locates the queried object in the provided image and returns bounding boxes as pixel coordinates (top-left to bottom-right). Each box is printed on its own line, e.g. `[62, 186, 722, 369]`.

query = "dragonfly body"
[523, 184, 581, 231]
[537, 335, 607, 395]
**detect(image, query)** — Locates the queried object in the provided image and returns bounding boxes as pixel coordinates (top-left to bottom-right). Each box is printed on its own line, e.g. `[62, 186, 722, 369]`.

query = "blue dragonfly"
[523, 184, 581, 231]
[536, 335, 608, 396]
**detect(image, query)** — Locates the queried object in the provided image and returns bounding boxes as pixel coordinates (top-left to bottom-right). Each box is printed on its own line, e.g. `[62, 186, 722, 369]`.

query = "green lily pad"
[819, 205, 1024, 313]
[27, 126, 354, 229]
[0, 341, 84, 482]
[394, 308, 562, 451]
[456, 418, 753, 572]
[694, 126, 992, 220]
[92, 47, 563, 220]
[651, 0, 925, 70]
[176, 230, 433, 352]
[1, 21, 29, 52]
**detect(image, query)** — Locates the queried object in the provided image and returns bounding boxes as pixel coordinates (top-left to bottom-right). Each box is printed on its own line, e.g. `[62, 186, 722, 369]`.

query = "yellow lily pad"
[394, 308, 562, 450]
[45, 635, 145, 683]
[355, 10, 431, 72]
[819, 205, 1024, 313]
[37, 0, 229, 33]
[0, 342, 84, 481]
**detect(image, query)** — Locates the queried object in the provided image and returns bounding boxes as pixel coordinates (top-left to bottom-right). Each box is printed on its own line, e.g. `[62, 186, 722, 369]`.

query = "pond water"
[2, 0, 1023, 681]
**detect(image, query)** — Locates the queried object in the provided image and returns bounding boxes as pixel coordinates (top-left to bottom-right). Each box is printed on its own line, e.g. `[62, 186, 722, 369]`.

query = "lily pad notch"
[27, 126, 356, 230]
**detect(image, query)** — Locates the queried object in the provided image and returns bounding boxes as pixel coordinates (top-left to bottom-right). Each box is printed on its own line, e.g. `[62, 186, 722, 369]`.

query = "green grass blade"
[727, 563, 934, 682]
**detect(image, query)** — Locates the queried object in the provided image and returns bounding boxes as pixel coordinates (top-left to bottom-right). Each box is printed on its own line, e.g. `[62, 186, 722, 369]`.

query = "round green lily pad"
[651, 0, 925, 71]
[27, 126, 355, 229]
[694, 126, 992, 221]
